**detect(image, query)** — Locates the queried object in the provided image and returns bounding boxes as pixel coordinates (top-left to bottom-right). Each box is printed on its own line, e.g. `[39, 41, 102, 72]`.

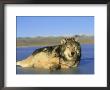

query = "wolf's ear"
[61, 39, 67, 44]
[71, 37, 75, 41]
[75, 37, 79, 42]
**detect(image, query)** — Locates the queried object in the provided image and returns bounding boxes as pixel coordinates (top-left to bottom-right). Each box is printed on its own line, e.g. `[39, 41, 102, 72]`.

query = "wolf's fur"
[16, 37, 81, 70]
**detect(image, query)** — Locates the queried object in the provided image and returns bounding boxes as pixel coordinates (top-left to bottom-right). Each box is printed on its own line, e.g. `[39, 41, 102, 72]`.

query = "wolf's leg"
[61, 64, 70, 69]
[72, 61, 80, 67]
[49, 64, 61, 71]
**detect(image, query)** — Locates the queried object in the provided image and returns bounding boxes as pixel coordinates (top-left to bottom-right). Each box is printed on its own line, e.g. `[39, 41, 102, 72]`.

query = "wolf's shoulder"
[32, 45, 61, 56]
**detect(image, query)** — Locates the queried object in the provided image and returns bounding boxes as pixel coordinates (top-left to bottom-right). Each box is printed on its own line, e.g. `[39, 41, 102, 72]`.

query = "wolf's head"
[60, 37, 81, 61]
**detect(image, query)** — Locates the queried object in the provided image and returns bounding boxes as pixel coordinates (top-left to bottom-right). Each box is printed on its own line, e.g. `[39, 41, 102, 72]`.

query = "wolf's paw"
[71, 64, 78, 68]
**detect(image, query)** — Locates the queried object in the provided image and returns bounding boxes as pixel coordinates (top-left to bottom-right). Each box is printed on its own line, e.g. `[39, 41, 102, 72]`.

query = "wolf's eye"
[67, 46, 70, 48]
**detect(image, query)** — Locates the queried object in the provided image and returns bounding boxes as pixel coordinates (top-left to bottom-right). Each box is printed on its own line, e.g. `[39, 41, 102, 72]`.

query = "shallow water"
[16, 44, 94, 74]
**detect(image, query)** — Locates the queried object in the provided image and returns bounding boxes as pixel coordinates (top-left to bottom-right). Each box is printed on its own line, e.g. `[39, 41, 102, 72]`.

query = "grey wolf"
[16, 37, 81, 71]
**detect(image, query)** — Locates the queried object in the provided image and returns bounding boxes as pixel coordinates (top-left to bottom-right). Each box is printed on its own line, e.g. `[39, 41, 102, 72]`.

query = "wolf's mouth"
[68, 54, 74, 58]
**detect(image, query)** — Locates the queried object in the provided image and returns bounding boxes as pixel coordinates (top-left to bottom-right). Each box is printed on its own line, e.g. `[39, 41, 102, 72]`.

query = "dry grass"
[17, 36, 94, 47]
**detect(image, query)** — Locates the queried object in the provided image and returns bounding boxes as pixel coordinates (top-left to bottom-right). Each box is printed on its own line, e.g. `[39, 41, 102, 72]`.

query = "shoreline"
[17, 43, 94, 48]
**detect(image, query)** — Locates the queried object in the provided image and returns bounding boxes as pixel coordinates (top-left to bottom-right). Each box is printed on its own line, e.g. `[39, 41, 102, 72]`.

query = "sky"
[16, 16, 94, 37]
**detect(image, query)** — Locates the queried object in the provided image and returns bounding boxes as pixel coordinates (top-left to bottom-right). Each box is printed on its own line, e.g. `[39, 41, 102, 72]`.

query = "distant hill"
[17, 35, 94, 47]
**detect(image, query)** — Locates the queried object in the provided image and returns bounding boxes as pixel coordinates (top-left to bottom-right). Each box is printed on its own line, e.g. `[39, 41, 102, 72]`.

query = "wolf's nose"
[71, 52, 74, 56]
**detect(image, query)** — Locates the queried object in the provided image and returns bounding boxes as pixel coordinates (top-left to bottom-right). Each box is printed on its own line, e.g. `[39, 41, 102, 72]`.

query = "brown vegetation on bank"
[17, 36, 94, 47]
